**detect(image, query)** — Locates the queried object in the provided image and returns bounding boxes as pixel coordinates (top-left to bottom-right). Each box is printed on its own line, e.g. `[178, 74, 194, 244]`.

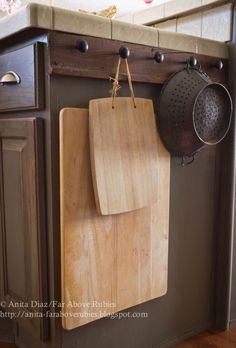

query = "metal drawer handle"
[0, 71, 21, 85]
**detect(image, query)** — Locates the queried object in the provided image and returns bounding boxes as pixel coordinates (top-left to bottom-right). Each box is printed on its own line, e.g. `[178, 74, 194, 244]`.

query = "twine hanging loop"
[110, 57, 136, 109]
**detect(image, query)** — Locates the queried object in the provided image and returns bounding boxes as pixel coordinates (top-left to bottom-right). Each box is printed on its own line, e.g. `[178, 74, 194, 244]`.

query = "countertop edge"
[0, 3, 229, 59]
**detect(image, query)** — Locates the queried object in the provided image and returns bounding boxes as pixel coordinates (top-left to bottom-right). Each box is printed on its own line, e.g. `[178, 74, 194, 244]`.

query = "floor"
[175, 328, 236, 347]
[1, 329, 236, 348]
[0, 344, 17, 348]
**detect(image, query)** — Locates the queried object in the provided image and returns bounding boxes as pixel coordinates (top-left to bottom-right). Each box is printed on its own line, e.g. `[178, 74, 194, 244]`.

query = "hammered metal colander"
[157, 66, 232, 159]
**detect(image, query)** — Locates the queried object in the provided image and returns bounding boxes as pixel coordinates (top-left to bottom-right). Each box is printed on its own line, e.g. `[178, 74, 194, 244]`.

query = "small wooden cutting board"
[60, 107, 170, 330]
[89, 97, 159, 215]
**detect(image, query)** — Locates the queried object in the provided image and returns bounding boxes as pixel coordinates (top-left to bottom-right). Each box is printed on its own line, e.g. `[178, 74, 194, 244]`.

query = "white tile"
[177, 13, 201, 37]
[133, 4, 164, 25]
[164, 0, 201, 17]
[155, 19, 177, 32]
[202, 3, 233, 42]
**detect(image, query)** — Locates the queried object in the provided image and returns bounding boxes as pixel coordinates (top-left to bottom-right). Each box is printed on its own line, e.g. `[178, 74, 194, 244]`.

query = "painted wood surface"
[60, 108, 170, 330]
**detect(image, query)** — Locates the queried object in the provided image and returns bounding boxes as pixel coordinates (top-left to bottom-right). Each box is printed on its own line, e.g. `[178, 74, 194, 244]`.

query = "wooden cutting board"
[60, 108, 170, 330]
[89, 97, 159, 215]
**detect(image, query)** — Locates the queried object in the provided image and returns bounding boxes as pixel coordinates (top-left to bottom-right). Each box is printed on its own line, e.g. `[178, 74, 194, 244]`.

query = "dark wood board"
[48, 32, 228, 85]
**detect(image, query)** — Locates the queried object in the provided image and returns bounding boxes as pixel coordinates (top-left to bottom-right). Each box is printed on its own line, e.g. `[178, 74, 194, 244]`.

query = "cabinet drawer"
[0, 43, 44, 112]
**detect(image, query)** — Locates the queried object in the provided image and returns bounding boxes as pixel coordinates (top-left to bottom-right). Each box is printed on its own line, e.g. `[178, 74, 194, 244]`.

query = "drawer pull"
[0, 71, 21, 85]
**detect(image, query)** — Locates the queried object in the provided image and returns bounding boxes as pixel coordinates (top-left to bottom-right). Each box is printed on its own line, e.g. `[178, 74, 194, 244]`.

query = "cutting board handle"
[111, 57, 136, 109]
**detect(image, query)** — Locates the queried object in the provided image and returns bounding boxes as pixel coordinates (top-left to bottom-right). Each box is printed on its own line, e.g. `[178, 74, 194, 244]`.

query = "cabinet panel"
[0, 118, 48, 341]
[2, 138, 26, 300]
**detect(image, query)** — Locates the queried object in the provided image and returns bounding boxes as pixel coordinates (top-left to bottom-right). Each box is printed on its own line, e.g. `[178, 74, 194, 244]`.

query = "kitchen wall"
[119, 0, 233, 42]
[155, 3, 232, 42]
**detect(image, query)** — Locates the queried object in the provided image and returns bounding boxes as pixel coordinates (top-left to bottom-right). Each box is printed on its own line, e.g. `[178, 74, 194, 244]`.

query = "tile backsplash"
[202, 4, 232, 42]
[154, 3, 232, 42]
[164, 0, 201, 17]
[119, 0, 233, 43]
[177, 13, 202, 37]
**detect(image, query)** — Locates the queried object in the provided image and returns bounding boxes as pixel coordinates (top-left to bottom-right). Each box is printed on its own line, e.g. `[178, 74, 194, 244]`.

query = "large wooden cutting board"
[89, 97, 159, 215]
[60, 108, 170, 330]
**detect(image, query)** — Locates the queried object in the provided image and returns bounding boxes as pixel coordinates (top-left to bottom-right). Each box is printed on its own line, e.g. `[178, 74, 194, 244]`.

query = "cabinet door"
[0, 118, 48, 341]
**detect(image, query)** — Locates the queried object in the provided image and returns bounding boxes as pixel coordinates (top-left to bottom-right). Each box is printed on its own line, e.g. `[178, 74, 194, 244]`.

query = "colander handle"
[186, 60, 201, 73]
[186, 60, 210, 81]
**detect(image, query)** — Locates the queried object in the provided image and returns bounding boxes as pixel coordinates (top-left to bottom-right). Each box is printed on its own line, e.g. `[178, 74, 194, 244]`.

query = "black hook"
[214, 60, 224, 70]
[76, 39, 89, 53]
[189, 56, 198, 67]
[154, 51, 165, 63]
[119, 46, 130, 59]
[181, 155, 195, 166]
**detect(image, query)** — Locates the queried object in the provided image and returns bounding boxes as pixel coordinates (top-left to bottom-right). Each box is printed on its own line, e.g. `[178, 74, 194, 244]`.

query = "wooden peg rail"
[48, 32, 228, 85]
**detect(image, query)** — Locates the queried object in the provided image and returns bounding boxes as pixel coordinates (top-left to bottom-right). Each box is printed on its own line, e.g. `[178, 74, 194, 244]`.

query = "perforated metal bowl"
[157, 67, 232, 157]
[193, 83, 232, 145]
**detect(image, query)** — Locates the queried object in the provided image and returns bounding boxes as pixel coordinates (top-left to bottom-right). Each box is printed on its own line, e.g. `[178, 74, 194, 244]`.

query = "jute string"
[110, 57, 136, 109]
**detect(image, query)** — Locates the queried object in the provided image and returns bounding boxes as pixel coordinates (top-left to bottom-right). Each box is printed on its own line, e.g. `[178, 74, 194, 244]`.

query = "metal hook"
[119, 46, 130, 59]
[186, 56, 202, 75]
[181, 155, 195, 166]
[189, 56, 198, 67]
[213, 60, 224, 70]
[154, 51, 165, 63]
[76, 39, 89, 53]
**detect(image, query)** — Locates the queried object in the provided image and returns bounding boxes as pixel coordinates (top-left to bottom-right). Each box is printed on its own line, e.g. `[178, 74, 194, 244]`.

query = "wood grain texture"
[89, 97, 159, 215]
[174, 328, 236, 347]
[48, 33, 229, 85]
[0, 43, 44, 113]
[0, 343, 17, 348]
[60, 108, 170, 330]
[0, 118, 48, 341]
